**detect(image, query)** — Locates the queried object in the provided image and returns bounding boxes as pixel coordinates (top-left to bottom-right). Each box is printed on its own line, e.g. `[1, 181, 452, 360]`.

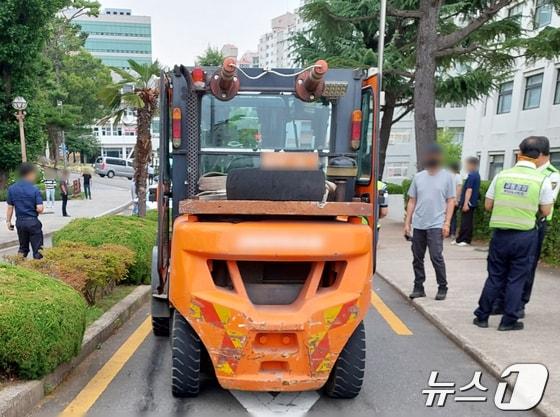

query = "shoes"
[63, 214, 71, 217]
[498, 322, 524, 331]
[409, 288, 426, 299]
[456, 242, 470, 247]
[473, 317, 488, 328]
[435, 288, 447, 300]
[451, 240, 457, 245]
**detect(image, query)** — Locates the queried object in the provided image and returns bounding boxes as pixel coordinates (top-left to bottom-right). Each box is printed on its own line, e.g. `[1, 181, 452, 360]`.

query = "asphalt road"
[27, 277, 536, 417]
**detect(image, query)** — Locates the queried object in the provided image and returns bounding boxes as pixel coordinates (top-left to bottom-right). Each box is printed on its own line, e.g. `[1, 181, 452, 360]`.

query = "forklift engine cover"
[169, 217, 372, 391]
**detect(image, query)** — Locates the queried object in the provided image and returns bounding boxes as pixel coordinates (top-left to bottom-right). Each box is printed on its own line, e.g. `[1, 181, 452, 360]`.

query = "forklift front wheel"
[171, 310, 201, 397]
[324, 321, 366, 399]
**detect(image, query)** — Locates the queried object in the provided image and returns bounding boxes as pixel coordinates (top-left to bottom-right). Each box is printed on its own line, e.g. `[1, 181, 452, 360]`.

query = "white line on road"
[230, 390, 320, 417]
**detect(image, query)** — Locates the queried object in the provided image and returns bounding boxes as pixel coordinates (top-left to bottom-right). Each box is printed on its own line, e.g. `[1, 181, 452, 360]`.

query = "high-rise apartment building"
[258, 12, 297, 68]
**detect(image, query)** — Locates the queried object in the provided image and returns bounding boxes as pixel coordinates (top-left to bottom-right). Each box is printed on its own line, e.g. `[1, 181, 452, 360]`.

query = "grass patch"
[85, 285, 137, 326]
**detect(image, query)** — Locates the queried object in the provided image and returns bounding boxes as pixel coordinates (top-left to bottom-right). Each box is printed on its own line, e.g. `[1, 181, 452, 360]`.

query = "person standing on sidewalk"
[5, 163, 44, 259]
[473, 137, 553, 331]
[454, 157, 481, 246]
[43, 177, 57, 209]
[82, 170, 92, 200]
[448, 162, 462, 238]
[522, 136, 559, 316]
[60, 170, 70, 217]
[404, 144, 456, 301]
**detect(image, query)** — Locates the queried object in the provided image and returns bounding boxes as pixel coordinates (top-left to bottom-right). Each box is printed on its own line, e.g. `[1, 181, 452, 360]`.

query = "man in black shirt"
[83, 171, 92, 199]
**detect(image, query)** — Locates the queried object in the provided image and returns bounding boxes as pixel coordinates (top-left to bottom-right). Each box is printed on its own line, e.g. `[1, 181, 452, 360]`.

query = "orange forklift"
[152, 58, 380, 398]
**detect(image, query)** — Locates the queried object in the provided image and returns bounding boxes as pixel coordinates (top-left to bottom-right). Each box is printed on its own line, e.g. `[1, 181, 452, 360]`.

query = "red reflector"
[172, 107, 181, 148]
[192, 67, 205, 87]
[351, 110, 362, 150]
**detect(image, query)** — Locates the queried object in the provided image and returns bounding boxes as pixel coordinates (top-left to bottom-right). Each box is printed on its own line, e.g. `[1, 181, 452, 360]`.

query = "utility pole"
[57, 100, 68, 168]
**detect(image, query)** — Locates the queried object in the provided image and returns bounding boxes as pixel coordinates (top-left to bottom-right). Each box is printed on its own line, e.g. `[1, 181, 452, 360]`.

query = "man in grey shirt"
[404, 144, 456, 300]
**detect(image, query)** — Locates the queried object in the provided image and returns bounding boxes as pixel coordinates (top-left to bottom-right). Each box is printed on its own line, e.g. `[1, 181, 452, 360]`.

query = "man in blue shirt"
[454, 157, 481, 246]
[6, 163, 45, 259]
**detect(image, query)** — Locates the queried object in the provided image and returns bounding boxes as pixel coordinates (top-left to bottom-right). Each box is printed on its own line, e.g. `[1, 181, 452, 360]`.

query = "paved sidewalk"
[0, 175, 131, 248]
[377, 218, 560, 417]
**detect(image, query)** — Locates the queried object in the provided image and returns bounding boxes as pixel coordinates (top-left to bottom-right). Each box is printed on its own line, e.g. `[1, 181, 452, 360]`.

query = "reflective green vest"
[543, 163, 559, 221]
[490, 165, 546, 231]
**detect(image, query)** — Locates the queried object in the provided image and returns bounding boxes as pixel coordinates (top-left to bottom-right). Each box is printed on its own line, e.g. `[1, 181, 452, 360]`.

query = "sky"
[98, 0, 301, 67]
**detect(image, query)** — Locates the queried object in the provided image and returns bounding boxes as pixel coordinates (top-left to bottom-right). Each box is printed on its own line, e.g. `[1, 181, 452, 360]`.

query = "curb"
[0, 201, 131, 250]
[376, 271, 555, 417]
[0, 285, 150, 417]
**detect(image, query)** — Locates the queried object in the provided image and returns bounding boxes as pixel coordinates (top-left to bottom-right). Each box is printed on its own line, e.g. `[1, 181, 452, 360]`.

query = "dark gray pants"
[16, 217, 43, 259]
[412, 228, 447, 290]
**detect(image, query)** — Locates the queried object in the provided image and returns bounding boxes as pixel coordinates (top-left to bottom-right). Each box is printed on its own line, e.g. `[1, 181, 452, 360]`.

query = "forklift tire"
[152, 316, 170, 337]
[171, 310, 201, 398]
[324, 321, 366, 399]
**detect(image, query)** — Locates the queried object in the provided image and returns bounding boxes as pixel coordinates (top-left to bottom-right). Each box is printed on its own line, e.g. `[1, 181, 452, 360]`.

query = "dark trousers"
[456, 208, 475, 244]
[523, 221, 547, 306]
[84, 183, 91, 199]
[475, 229, 536, 326]
[450, 207, 459, 236]
[16, 217, 43, 259]
[61, 193, 68, 216]
[411, 228, 447, 290]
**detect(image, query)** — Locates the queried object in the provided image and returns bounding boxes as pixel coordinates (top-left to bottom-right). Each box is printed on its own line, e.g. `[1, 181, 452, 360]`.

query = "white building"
[238, 51, 259, 68]
[258, 12, 297, 68]
[462, 0, 560, 180]
[383, 105, 467, 183]
[74, 8, 158, 161]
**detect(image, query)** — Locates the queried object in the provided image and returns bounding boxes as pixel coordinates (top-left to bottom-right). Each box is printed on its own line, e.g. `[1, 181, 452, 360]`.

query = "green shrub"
[11, 243, 135, 305]
[385, 183, 404, 194]
[0, 264, 86, 379]
[53, 216, 156, 284]
[145, 209, 159, 223]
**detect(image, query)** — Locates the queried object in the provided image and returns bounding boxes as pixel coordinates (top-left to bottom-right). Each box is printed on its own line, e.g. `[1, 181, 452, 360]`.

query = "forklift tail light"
[351, 110, 362, 150]
[172, 107, 181, 148]
[192, 67, 205, 88]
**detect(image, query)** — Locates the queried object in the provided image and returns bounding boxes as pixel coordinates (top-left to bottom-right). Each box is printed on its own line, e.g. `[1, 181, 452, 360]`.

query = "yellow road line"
[58, 316, 152, 417]
[370, 291, 413, 336]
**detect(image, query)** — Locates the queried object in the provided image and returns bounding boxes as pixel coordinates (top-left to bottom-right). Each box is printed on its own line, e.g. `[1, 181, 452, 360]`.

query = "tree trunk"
[134, 107, 153, 218]
[379, 92, 397, 178]
[413, 0, 440, 169]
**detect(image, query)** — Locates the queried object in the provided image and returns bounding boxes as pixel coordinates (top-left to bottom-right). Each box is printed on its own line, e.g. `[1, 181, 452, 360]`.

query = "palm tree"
[99, 59, 160, 217]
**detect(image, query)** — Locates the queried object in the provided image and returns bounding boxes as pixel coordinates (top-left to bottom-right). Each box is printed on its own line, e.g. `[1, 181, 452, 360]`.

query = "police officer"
[474, 137, 554, 331]
[522, 136, 560, 316]
[5, 163, 45, 259]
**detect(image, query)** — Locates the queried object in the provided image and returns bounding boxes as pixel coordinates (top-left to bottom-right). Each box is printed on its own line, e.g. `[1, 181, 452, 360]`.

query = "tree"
[293, 0, 560, 171]
[99, 60, 161, 217]
[437, 128, 462, 165]
[196, 46, 224, 66]
[0, 0, 67, 186]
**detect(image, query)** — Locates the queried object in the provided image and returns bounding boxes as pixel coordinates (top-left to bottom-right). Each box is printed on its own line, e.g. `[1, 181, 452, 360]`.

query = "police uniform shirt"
[539, 161, 560, 202]
[7, 180, 43, 218]
[486, 160, 554, 206]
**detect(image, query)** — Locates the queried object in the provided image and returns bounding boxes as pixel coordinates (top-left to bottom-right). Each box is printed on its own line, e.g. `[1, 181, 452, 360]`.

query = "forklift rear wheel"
[171, 310, 201, 397]
[324, 321, 366, 399]
[152, 316, 170, 337]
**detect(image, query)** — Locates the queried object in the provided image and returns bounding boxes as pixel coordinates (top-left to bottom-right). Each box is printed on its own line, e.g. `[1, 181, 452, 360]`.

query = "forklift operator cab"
[152, 59, 380, 398]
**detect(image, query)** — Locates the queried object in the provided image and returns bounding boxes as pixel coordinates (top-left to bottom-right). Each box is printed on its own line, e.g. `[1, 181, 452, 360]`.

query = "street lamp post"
[57, 100, 67, 168]
[12, 96, 28, 163]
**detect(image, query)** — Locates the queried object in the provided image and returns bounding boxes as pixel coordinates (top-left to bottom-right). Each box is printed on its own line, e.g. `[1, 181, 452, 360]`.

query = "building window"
[554, 70, 560, 105]
[385, 162, 409, 178]
[488, 154, 505, 180]
[535, 0, 553, 28]
[388, 131, 411, 144]
[550, 151, 560, 168]
[523, 73, 543, 110]
[508, 3, 524, 22]
[496, 81, 514, 114]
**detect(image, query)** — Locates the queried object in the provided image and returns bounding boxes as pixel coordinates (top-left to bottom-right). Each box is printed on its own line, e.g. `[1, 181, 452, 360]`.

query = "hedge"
[0, 264, 86, 379]
[52, 216, 156, 284]
[385, 182, 404, 195]
[11, 243, 135, 305]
